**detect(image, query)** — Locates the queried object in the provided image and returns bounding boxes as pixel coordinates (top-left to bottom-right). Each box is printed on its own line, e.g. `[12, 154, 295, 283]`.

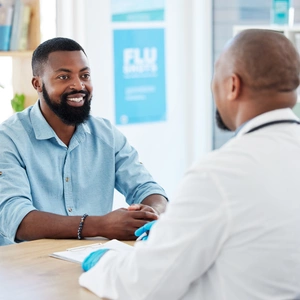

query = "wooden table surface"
[0, 239, 135, 300]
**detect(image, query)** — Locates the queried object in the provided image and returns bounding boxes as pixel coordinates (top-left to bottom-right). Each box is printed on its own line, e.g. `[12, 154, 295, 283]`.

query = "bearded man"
[0, 37, 167, 246]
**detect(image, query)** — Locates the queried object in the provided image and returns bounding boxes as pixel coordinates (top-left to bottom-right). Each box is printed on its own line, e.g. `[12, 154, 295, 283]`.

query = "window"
[213, 0, 274, 149]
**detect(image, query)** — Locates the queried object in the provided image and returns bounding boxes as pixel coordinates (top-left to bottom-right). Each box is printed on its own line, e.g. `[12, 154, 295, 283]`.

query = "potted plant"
[11, 93, 25, 112]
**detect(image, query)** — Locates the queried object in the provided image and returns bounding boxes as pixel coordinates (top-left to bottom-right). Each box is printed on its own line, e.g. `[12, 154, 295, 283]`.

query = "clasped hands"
[82, 219, 156, 272]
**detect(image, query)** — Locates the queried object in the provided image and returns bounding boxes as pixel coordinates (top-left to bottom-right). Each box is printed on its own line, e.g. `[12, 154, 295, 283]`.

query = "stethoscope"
[246, 119, 300, 134]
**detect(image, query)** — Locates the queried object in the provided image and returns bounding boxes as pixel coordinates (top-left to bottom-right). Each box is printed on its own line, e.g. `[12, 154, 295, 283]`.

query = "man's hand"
[140, 194, 168, 215]
[86, 208, 158, 240]
[128, 203, 159, 216]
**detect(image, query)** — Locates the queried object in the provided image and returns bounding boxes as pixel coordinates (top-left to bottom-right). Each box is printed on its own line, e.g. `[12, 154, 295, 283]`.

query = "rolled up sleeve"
[0, 131, 36, 244]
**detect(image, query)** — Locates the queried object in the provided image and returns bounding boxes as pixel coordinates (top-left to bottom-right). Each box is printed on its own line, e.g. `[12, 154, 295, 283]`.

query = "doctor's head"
[212, 29, 300, 132]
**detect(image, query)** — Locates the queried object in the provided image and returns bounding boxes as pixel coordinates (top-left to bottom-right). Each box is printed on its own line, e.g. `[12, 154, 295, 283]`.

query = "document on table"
[50, 239, 133, 264]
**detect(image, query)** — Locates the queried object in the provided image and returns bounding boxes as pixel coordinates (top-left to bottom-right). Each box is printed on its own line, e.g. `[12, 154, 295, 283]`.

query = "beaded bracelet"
[77, 213, 88, 240]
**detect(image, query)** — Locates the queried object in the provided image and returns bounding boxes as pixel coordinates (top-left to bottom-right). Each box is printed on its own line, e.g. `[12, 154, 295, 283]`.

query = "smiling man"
[0, 37, 167, 246]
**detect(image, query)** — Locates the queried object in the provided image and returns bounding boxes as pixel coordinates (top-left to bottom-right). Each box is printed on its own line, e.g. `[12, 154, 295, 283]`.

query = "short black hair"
[32, 37, 87, 76]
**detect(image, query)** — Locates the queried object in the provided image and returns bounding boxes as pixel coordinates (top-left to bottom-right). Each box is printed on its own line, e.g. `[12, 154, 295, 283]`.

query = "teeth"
[68, 97, 83, 103]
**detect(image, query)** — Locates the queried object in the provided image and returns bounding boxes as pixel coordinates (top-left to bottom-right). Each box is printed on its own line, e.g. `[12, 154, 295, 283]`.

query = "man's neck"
[51, 122, 76, 146]
[39, 101, 76, 146]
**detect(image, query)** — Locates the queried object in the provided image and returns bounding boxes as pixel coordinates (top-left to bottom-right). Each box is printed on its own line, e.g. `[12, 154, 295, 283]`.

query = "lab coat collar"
[235, 108, 300, 138]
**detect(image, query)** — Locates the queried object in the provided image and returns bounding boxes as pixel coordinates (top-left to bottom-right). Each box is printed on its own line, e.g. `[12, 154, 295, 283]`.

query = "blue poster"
[113, 28, 166, 125]
[111, 0, 165, 22]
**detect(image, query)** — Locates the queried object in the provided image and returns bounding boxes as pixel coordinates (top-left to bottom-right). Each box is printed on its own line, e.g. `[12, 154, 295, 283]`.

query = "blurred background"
[0, 0, 299, 206]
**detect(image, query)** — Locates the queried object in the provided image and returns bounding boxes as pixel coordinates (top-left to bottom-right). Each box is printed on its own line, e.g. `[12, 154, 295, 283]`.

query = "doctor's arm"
[79, 167, 231, 300]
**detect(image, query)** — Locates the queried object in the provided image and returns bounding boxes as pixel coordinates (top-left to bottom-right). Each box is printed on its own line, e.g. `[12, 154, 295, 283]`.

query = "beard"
[42, 84, 91, 126]
[215, 109, 230, 131]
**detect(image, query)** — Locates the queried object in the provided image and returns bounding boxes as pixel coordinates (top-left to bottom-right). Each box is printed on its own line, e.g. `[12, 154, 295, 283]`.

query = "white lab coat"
[79, 108, 300, 300]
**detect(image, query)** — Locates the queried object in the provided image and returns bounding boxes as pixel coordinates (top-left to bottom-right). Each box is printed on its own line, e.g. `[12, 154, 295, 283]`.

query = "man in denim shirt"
[0, 37, 168, 246]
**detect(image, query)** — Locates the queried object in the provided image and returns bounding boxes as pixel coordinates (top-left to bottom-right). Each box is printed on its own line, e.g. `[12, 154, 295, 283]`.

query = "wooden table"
[0, 239, 135, 300]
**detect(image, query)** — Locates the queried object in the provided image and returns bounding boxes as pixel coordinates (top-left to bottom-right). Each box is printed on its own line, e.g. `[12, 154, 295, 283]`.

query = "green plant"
[11, 93, 25, 112]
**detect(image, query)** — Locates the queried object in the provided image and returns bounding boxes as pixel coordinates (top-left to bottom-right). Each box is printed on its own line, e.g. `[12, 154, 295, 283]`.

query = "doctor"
[79, 29, 300, 299]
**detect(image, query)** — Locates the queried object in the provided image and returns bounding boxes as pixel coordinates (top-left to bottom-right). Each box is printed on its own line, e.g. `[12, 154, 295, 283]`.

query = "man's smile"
[66, 93, 87, 106]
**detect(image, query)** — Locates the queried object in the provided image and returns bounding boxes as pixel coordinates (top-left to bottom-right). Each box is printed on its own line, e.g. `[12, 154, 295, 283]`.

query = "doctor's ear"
[227, 73, 241, 101]
[32, 76, 43, 92]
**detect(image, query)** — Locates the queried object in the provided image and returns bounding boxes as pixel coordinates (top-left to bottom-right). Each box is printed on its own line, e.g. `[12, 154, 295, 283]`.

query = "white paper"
[50, 239, 133, 264]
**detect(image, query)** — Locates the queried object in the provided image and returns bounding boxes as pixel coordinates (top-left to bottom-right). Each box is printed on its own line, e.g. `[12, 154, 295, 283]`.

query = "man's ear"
[227, 73, 241, 101]
[32, 76, 42, 92]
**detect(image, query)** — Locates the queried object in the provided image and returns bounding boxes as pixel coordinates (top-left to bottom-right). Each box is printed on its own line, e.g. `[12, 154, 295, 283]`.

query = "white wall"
[56, 0, 213, 207]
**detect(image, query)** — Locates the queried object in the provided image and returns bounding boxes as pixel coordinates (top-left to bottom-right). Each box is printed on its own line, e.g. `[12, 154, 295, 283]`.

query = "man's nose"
[70, 78, 85, 89]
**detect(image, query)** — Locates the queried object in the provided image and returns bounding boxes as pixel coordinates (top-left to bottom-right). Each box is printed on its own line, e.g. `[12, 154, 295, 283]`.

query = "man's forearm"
[16, 210, 89, 241]
[141, 194, 168, 214]
[16, 208, 158, 242]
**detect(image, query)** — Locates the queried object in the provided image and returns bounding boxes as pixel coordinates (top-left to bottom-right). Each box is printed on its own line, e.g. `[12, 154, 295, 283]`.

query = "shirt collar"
[30, 100, 91, 141]
[235, 108, 299, 138]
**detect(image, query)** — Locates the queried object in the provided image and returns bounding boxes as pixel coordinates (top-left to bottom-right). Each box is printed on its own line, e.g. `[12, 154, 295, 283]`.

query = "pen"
[136, 230, 150, 241]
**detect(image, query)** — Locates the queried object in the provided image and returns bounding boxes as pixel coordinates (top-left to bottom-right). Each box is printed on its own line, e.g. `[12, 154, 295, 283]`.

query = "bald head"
[226, 29, 300, 93]
[212, 29, 300, 131]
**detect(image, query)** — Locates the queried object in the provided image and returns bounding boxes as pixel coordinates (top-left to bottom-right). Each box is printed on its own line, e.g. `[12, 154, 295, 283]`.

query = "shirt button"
[68, 208, 72, 212]
[66, 177, 69, 182]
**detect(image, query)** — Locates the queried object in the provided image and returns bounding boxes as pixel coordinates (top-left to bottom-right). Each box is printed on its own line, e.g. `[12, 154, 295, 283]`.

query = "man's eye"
[58, 75, 69, 80]
[82, 74, 90, 79]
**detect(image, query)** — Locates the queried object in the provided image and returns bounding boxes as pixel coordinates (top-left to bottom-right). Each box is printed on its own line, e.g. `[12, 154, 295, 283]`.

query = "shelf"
[0, 0, 41, 110]
[0, 51, 33, 58]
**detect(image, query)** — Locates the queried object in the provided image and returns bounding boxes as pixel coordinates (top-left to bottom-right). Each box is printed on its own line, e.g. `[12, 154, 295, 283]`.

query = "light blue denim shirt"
[0, 101, 167, 245]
